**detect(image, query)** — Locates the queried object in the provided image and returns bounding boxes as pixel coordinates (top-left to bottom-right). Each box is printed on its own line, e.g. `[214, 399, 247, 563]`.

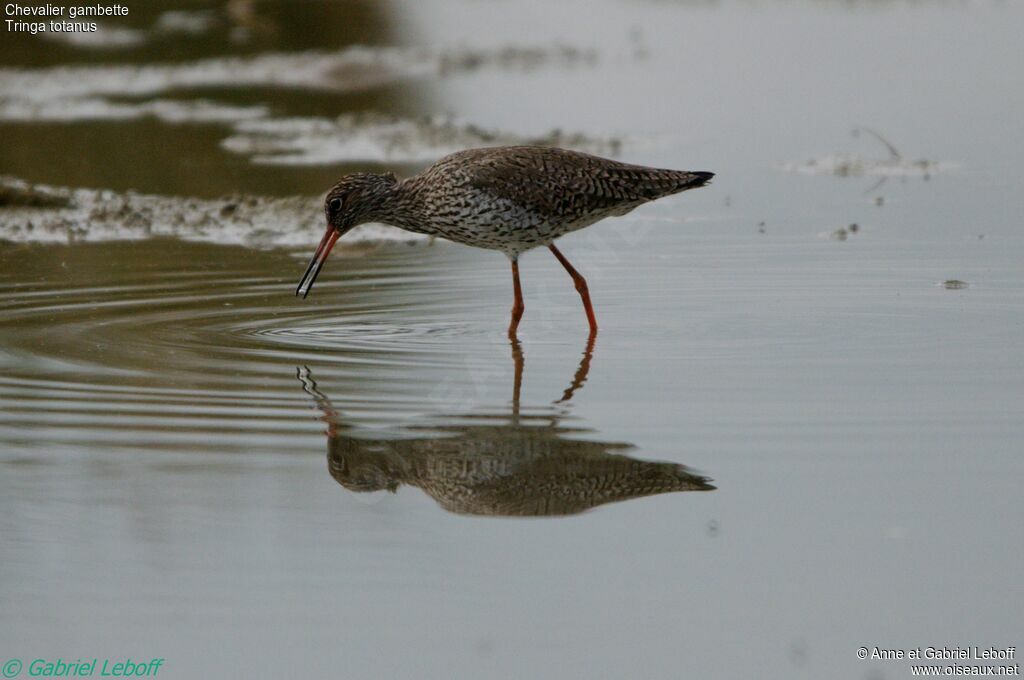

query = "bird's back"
[402, 146, 713, 255]
[432, 146, 710, 216]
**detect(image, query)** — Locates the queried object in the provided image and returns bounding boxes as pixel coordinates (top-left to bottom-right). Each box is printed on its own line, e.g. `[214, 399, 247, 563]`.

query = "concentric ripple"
[245, 320, 482, 350]
[0, 240, 517, 458]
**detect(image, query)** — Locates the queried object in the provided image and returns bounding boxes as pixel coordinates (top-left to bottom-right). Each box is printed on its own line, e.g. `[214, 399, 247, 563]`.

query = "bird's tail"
[638, 169, 714, 201]
[678, 170, 714, 191]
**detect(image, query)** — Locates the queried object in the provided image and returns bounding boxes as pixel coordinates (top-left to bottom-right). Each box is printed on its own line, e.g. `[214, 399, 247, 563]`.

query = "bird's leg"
[508, 257, 525, 339]
[548, 244, 598, 333]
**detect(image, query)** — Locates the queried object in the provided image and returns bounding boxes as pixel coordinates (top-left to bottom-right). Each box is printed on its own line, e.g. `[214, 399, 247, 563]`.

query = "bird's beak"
[296, 225, 340, 298]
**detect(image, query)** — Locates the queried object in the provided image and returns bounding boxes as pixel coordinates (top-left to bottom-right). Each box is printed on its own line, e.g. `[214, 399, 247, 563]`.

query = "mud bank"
[0, 175, 419, 248]
[0, 43, 598, 123]
[222, 112, 622, 165]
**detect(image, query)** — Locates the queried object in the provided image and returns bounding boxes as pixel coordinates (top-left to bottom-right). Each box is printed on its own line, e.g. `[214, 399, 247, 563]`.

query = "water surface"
[2, 1, 1023, 678]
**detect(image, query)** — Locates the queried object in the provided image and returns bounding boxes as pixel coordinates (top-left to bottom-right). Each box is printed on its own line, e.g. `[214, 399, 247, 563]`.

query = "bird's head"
[296, 172, 399, 298]
[322, 172, 398, 233]
[328, 439, 402, 494]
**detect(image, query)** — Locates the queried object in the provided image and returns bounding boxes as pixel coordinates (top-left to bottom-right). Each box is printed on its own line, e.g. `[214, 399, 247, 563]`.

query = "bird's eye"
[329, 197, 343, 213]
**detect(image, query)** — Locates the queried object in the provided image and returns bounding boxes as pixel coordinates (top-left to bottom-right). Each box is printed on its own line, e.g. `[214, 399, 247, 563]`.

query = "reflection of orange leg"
[297, 366, 338, 437]
[509, 335, 524, 417]
[558, 330, 596, 403]
[508, 258, 525, 339]
[548, 244, 598, 334]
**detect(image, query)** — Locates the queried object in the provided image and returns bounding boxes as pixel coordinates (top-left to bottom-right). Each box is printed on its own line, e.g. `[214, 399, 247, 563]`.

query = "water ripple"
[0, 240, 509, 457]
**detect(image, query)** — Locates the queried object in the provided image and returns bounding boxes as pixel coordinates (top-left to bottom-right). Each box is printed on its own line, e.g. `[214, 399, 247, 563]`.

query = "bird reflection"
[298, 336, 713, 517]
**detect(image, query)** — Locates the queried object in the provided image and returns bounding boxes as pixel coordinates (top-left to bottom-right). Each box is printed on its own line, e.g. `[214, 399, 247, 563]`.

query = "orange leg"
[508, 258, 525, 338]
[548, 244, 598, 334]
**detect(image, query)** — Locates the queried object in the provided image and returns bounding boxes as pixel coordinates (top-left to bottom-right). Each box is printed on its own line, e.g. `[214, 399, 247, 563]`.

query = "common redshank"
[296, 146, 713, 336]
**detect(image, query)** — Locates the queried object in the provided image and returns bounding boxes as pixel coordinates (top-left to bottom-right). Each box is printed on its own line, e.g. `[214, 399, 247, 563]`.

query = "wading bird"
[296, 146, 712, 337]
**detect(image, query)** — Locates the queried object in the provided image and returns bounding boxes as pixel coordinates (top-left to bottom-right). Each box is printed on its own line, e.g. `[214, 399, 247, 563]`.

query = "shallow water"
[2, 1, 1023, 678]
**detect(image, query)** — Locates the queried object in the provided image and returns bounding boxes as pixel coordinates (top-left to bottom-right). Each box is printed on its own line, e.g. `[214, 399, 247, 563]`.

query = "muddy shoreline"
[0, 174, 415, 248]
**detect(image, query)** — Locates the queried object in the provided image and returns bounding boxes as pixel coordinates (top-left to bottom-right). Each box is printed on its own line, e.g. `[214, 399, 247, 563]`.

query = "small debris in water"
[830, 227, 848, 241]
[706, 520, 720, 538]
[757, 221, 766, 234]
[875, 196, 884, 206]
[788, 639, 809, 668]
[782, 127, 951, 179]
[848, 223, 859, 233]
[629, 26, 650, 61]
[942, 280, 969, 290]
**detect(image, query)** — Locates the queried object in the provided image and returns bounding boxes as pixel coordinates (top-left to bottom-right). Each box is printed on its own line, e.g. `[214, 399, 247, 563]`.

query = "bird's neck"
[374, 179, 434, 236]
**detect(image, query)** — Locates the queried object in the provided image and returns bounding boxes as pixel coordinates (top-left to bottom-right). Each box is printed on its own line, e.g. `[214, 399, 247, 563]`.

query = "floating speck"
[943, 280, 968, 290]
[831, 228, 848, 241]
[848, 223, 859, 233]
[788, 639, 808, 667]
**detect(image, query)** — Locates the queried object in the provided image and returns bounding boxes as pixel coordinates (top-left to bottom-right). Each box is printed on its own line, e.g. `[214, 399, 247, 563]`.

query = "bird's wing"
[461, 146, 710, 220]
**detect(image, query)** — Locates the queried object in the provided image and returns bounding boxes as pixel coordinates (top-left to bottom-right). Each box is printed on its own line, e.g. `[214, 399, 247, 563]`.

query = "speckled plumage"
[329, 145, 713, 257]
[298, 145, 714, 333]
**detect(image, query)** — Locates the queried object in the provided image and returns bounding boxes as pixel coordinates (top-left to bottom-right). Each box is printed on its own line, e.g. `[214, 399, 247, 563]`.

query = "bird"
[296, 146, 713, 337]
